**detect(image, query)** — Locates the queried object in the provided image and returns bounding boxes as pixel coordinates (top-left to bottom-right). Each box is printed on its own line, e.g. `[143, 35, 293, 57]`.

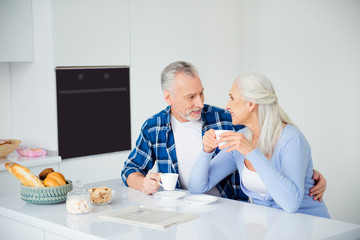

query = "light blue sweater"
[189, 124, 330, 218]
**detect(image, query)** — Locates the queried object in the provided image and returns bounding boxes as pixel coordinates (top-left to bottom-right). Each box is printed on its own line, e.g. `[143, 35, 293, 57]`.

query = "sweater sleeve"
[246, 136, 309, 213]
[188, 149, 238, 194]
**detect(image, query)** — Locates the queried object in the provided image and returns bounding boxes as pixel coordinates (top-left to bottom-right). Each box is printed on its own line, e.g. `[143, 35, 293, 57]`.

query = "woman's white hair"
[235, 72, 294, 156]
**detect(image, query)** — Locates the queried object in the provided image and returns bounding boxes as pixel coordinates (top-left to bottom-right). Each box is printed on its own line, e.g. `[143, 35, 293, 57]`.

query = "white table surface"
[0, 178, 359, 240]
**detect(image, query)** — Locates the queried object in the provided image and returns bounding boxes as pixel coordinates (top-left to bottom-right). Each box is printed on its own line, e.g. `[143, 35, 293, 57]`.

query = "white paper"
[100, 206, 198, 230]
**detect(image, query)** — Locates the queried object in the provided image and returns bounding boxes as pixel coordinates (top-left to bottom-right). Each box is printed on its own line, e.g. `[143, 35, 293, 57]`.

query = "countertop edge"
[0, 205, 105, 240]
[0, 154, 62, 172]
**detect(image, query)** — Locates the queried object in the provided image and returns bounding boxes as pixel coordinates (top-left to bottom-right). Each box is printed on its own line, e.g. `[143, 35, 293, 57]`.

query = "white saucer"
[184, 194, 217, 205]
[154, 191, 187, 200]
[185, 203, 216, 212]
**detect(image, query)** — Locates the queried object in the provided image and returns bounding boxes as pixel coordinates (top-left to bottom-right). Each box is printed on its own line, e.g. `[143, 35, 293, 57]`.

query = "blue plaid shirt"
[121, 104, 248, 201]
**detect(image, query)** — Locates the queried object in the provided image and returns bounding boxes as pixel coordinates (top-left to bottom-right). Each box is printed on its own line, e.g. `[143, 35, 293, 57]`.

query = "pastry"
[39, 168, 54, 180]
[43, 172, 66, 187]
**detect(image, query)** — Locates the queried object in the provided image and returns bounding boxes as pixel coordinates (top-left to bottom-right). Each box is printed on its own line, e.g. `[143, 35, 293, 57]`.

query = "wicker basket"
[0, 139, 21, 158]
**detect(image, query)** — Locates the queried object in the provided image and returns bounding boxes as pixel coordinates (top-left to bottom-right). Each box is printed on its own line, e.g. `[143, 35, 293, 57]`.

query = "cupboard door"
[53, 0, 130, 66]
[0, 216, 44, 240]
[0, 0, 34, 62]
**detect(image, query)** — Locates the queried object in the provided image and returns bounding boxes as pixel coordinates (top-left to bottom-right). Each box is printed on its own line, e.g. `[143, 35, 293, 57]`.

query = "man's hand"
[309, 169, 327, 202]
[141, 172, 161, 195]
[127, 172, 161, 195]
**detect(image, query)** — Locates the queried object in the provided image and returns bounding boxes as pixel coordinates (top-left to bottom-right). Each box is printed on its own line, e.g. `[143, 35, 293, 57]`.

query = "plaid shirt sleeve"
[121, 121, 155, 186]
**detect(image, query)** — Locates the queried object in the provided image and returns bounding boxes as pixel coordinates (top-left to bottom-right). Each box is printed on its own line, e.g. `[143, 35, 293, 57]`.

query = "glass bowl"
[88, 187, 114, 206]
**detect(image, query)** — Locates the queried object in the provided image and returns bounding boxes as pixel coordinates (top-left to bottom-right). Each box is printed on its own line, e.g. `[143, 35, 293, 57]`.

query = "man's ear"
[164, 90, 172, 105]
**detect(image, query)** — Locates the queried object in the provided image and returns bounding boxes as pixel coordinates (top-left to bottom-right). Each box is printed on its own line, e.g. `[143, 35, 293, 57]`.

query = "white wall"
[129, 0, 194, 142]
[129, 0, 360, 224]
[1, 0, 359, 224]
[0, 63, 12, 137]
[232, 0, 360, 224]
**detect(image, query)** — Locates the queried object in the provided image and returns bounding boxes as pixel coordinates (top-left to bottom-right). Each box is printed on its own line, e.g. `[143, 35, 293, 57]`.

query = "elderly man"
[121, 61, 326, 201]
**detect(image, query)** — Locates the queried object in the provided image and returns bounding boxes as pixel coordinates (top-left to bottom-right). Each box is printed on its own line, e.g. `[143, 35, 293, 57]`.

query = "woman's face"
[225, 83, 252, 125]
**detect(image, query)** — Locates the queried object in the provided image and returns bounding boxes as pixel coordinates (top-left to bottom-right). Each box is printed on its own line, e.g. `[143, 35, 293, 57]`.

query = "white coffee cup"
[215, 130, 233, 147]
[159, 173, 178, 191]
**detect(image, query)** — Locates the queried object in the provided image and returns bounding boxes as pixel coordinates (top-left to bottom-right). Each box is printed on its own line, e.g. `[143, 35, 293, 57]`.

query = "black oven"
[56, 66, 131, 159]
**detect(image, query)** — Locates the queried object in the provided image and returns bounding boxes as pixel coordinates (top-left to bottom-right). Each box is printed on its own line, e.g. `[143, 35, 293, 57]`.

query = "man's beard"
[180, 108, 202, 121]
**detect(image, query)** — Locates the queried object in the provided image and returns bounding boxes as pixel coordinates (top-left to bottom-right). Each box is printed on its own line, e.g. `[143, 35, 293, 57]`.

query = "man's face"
[164, 72, 204, 122]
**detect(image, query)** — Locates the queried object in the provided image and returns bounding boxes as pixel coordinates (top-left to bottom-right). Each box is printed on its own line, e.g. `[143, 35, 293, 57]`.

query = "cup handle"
[158, 181, 163, 187]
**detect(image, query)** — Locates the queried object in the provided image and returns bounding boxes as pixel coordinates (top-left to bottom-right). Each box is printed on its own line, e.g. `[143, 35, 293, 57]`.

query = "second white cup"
[214, 130, 233, 147]
[159, 173, 178, 191]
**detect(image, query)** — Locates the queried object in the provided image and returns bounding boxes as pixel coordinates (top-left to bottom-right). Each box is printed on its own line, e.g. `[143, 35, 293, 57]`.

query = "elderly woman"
[188, 73, 330, 218]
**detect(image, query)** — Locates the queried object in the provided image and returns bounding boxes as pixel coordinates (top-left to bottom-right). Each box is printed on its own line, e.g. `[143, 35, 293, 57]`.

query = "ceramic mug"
[158, 173, 178, 191]
[214, 130, 233, 148]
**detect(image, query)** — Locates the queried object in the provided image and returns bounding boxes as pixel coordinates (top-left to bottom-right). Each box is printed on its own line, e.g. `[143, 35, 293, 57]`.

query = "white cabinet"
[0, 216, 44, 240]
[0, 216, 75, 240]
[0, 0, 34, 62]
[53, 0, 130, 66]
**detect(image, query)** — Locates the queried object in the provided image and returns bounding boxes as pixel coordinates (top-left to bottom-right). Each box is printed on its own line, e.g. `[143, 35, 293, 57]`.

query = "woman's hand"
[219, 131, 256, 156]
[203, 129, 218, 153]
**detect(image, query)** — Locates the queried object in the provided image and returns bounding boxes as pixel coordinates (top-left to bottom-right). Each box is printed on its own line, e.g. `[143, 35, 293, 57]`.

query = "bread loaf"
[5, 162, 45, 187]
[5, 162, 16, 177]
[43, 172, 66, 187]
[39, 168, 54, 180]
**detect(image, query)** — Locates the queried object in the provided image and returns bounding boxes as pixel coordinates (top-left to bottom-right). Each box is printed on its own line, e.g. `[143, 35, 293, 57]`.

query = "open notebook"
[100, 206, 198, 230]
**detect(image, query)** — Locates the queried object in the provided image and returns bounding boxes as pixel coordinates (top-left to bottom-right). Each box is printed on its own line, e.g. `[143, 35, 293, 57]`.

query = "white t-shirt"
[242, 163, 267, 197]
[171, 115, 221, 196]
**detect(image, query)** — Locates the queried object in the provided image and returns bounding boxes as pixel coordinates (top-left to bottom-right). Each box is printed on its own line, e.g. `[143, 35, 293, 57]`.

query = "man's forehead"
[174, 72, 202, 83]
[173, 79, 203, 94]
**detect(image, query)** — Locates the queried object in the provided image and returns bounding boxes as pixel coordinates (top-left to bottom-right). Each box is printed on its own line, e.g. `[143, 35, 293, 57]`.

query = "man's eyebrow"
[184, 88, 204, 97]
[184, 93, 195, 97]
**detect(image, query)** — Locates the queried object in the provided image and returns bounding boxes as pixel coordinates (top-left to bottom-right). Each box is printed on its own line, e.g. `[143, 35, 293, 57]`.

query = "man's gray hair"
[161, 61, 199, 92]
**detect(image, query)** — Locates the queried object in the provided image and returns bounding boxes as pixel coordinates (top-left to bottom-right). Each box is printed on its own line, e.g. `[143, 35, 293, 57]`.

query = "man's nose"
[194, 95, 204, 109]
[225, 101, 230, 110]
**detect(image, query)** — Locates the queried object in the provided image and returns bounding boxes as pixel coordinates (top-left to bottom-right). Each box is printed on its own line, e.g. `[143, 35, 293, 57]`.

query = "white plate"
[154, 191, 187, 200]
[184, 195, 217, 205]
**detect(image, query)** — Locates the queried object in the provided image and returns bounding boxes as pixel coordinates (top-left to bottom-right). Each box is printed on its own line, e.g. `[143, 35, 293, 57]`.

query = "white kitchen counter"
[0, 178, 359, 240]
[0, 150, 61, 172]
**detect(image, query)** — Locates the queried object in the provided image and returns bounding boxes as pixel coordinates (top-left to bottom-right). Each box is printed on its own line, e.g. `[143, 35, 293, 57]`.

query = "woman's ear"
[248, 101, 257, 112]
[164, 90, 172, 105]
